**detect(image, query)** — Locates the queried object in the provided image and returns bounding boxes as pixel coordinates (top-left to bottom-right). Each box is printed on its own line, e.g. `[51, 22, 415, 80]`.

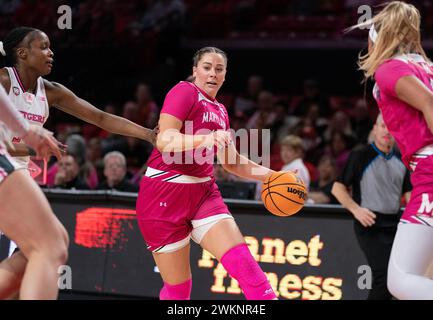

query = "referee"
[332, 114, 411, 300]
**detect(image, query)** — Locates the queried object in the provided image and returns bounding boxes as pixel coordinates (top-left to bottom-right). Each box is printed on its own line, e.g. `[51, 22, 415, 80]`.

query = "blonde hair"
[281, 135, 304, 152]
[347, 1, 430, 81]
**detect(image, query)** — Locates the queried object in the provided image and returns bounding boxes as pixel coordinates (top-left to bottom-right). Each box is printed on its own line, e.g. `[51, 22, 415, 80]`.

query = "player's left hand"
[149, 125, 159, 146]
[22, 125, 63, 160]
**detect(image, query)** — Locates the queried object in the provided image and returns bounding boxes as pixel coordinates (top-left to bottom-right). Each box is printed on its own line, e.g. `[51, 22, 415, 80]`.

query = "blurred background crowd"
[1, 0, 431, 203]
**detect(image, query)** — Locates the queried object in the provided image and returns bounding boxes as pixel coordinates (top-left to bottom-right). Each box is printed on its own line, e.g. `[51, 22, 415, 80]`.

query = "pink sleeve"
[375, 60, 415, 97]
[0, 84, 29, 136]
[160, 82, 196, 122]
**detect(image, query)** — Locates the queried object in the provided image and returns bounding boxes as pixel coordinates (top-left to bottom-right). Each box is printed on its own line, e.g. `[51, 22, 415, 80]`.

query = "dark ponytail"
[0, 27, 39, 67]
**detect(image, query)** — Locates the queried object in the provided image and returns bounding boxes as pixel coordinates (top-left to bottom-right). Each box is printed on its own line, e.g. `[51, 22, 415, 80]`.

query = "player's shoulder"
[43, 79, 67, 96]
[43, 79, 67, 106]
[376, 56, 413, 75]
[43, 78, 59, 89]
[171, 81, 196, 93]
[166, 81, 198, 102]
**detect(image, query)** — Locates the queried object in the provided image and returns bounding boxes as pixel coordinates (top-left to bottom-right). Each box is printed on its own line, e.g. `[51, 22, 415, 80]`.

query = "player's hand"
[21, 125, 64, 160]
[149, 125, 159, 146]
[352, 207, 376, 227]
[263, 170, 277, 182]
[205, 130, 232, 150]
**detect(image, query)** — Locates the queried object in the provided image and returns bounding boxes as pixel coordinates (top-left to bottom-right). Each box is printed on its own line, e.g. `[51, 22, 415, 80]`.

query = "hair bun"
[0, 41, 6, 57]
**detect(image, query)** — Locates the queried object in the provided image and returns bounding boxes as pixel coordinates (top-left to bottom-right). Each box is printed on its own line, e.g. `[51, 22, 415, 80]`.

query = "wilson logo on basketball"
[287, 187, 307, 200]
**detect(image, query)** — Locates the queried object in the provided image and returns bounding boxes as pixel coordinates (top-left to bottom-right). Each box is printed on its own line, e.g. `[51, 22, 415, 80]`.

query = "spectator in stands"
[103, 135, 153, 173]
[53, 154, 90, 190]
[135, 82, 159, 128]
[308, 155, 338, 204]
[304, 103, 329, 139]
[122, 100, 139, 122]
[87, 137, 104, 182]
[104, 103, 118, 115]
[351, 98, 374, 145]
[270, 101, 291, 144]
[106, 101, 154, 171]
[325, 131, 352, 175]
[293, 79, 330, 117]
[48, 134, 99, 189]
[323, 111, 354, 143]
[214, 163, 237, 183]
[97, 151, 139, 192]
[234, 75, 263, 117]
[246, 90, 277, 129]
[280, 135, 310, 189]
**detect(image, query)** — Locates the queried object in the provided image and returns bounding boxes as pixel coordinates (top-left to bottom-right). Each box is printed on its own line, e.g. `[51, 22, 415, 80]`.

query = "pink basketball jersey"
[374, 53, 433, 168]
[147, 81, 230, 177]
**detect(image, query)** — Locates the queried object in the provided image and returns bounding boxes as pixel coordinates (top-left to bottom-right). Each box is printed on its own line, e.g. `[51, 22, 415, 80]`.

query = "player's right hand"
[22, 125, 64, 160]
[210, 130, 232, 150]
[352, 207, 376, 227]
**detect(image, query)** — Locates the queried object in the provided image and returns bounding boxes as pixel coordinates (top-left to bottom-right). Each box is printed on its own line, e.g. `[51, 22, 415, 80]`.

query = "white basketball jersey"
[5, 67, 49, 169]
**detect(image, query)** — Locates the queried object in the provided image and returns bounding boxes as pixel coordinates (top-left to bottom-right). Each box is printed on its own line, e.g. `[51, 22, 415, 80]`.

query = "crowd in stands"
[37, 75, 379, 206]
[1, 0, 403, 203]
[1, 0, 432, 46]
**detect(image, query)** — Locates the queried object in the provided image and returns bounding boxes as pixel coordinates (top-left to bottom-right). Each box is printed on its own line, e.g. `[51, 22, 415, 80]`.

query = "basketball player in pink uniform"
[350, 1, 433, 299]
[0, 27, 156, 298]
[0, 84, 67, 299]
[136, 47, 278, 300]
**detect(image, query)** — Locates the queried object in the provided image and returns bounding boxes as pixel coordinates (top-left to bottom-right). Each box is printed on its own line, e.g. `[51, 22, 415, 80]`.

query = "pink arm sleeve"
[375, 60, 415, 97]
[0, 84, 28, 136]
[160, 82, 196, 122]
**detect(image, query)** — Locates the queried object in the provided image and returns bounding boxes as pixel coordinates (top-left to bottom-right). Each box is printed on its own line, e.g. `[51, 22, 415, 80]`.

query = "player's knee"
[159, 278, 192, 300]
[45, 227, 69, 265]
[51, 226, 69, 262]
[387, 261, 409, 300]
[49, 242, 68, 265]
[220, 243, 276, 300]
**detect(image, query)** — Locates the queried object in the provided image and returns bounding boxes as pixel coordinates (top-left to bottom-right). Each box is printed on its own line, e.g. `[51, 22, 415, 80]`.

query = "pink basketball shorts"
[402, 151, 433, 227]
[136, 167, 233, 253]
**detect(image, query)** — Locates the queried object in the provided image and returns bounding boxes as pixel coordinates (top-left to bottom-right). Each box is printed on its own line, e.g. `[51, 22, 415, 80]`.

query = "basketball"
[261, 171, 307, 217]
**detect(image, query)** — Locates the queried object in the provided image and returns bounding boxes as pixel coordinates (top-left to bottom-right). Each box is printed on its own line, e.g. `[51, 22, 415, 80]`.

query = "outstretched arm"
[45, 80, 156, 144]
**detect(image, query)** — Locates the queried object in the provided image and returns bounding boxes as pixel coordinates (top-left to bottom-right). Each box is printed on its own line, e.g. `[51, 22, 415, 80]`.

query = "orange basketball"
[261, 171, 307, 217]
